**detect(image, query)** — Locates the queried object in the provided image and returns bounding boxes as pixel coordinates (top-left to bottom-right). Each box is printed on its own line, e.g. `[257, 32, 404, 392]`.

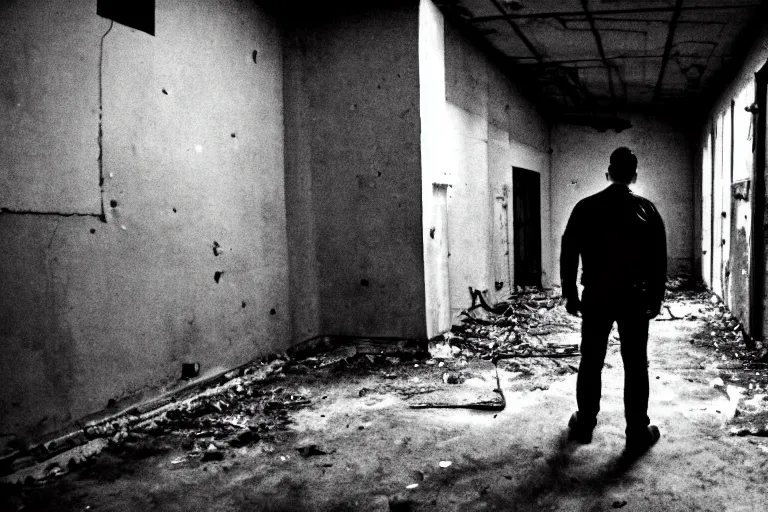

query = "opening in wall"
[512, 167, 541, 288]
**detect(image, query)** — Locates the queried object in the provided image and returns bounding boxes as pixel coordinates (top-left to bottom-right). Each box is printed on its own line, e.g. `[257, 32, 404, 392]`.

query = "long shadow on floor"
[498, 430, 649, 511]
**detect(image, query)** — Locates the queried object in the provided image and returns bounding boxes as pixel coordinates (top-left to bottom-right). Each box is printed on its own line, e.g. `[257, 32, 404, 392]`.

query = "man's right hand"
[645, 302, 662, 319]
[565, 296, 581, 316]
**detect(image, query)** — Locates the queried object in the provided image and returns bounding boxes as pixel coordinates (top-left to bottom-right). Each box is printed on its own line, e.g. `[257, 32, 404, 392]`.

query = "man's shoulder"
[575, 189, 610, 208]
[574, 187, 660, 216]
[628, 191, 664, 225]
[629, 191, 660, 211]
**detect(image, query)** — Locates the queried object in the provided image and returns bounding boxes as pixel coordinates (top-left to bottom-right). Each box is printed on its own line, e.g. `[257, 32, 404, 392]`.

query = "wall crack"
[97, 20, 114, 223]
[0, 207, 104, 219]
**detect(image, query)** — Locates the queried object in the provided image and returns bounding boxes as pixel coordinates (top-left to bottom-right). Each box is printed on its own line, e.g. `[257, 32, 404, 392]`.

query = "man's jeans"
[576, 287, 651, 437]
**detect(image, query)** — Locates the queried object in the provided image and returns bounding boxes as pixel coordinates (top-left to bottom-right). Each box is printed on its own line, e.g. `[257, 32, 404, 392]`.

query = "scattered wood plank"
[406, 361, 505, 411]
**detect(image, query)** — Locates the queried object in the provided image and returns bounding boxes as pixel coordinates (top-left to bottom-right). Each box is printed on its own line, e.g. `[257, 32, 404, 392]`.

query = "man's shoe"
[567, 412, 593, 444]
[625, 425, 660, 456]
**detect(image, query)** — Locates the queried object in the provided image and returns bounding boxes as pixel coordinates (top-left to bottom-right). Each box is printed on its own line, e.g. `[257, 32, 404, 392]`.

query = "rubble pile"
[659, 277, 719, 321]
[662, 280, 768, 440]
[0, 359, 306, 482]
[683, 295, 758, 364]
[436, 287, 580, 362]
[284, 337, 428, 373]
[136, 384, 311, 445]
[104, 362, 321, 466]
[498, 358, 579, 392]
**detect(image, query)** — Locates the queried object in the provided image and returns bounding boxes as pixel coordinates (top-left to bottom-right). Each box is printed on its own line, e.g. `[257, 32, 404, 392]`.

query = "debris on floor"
[0, 286, 584, 485]
[439, 287, 581, 363]
[659, 279, 768, 438]
[495, 342, 579, 360]
[287, 336, 428, 367]
[6, 277, 768, 510]
[295, 444, 333, 457]
[498, 358, 579, 393]
[404, 360, 504, 410]
[0, 359, 299, 484]
[0, 439, 110, 486]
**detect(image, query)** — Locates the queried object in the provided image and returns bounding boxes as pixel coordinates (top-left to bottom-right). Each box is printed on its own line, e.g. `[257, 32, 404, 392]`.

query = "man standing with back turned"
[560, 147, 666, 456]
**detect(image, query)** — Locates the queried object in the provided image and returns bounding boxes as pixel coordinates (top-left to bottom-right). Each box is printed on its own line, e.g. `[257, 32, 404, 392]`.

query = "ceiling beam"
[654, 0, 684, 101]
[486, 0, 598, 109]
[470, 4, 760, 23]
[580, 0, 616, 103]
[590, 17, 726, 25]
[487, 0, 542, 62]
[512, 55, 680, 65]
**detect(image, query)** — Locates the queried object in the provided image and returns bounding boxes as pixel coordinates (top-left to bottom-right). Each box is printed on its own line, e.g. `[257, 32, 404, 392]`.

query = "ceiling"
[434, 0, 766, 125]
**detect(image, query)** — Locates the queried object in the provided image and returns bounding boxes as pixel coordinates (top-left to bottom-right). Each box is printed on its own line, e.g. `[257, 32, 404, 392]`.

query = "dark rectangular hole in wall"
[512, 167, 542, 288]
[97, 0, 155, 36]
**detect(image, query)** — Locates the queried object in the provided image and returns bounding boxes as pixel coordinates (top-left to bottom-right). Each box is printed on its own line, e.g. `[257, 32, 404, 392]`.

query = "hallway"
[4, 286, 768, 511]
[2, 2, 768, 510]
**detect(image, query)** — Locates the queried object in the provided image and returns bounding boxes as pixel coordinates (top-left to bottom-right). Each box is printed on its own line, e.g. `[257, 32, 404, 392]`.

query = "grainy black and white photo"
[2, 0, 768, 510]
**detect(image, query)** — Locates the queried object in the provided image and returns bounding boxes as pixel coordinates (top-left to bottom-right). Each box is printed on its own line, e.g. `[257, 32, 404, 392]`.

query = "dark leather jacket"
[560, 184, 667, 308]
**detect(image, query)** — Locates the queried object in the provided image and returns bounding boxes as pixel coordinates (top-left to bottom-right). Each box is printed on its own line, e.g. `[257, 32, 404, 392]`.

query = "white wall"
[442, 21, 551, 318]
[551, 114, 695, 284]
[419, 0, 451, 338]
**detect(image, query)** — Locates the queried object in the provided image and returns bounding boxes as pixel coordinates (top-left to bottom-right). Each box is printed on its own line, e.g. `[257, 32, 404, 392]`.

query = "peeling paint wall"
[284, 4, 427, 340]
[551, 115, 695, 282]
[0, 0, 289, 442]
[442, 21, 551, 317]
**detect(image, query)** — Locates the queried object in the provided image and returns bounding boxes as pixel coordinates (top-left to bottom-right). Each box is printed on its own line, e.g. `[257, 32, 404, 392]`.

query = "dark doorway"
[512, 167, 541, 288]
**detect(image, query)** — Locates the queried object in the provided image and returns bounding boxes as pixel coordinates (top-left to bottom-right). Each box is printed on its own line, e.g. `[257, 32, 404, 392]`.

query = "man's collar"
[607, 183, 631, 192]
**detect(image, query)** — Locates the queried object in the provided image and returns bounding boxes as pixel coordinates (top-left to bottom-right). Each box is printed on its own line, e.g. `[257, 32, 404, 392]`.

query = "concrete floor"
[3, 292, 768, 511]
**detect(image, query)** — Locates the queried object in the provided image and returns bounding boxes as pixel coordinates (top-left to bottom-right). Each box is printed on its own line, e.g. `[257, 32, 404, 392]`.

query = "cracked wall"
[0, 0, 289, 442]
